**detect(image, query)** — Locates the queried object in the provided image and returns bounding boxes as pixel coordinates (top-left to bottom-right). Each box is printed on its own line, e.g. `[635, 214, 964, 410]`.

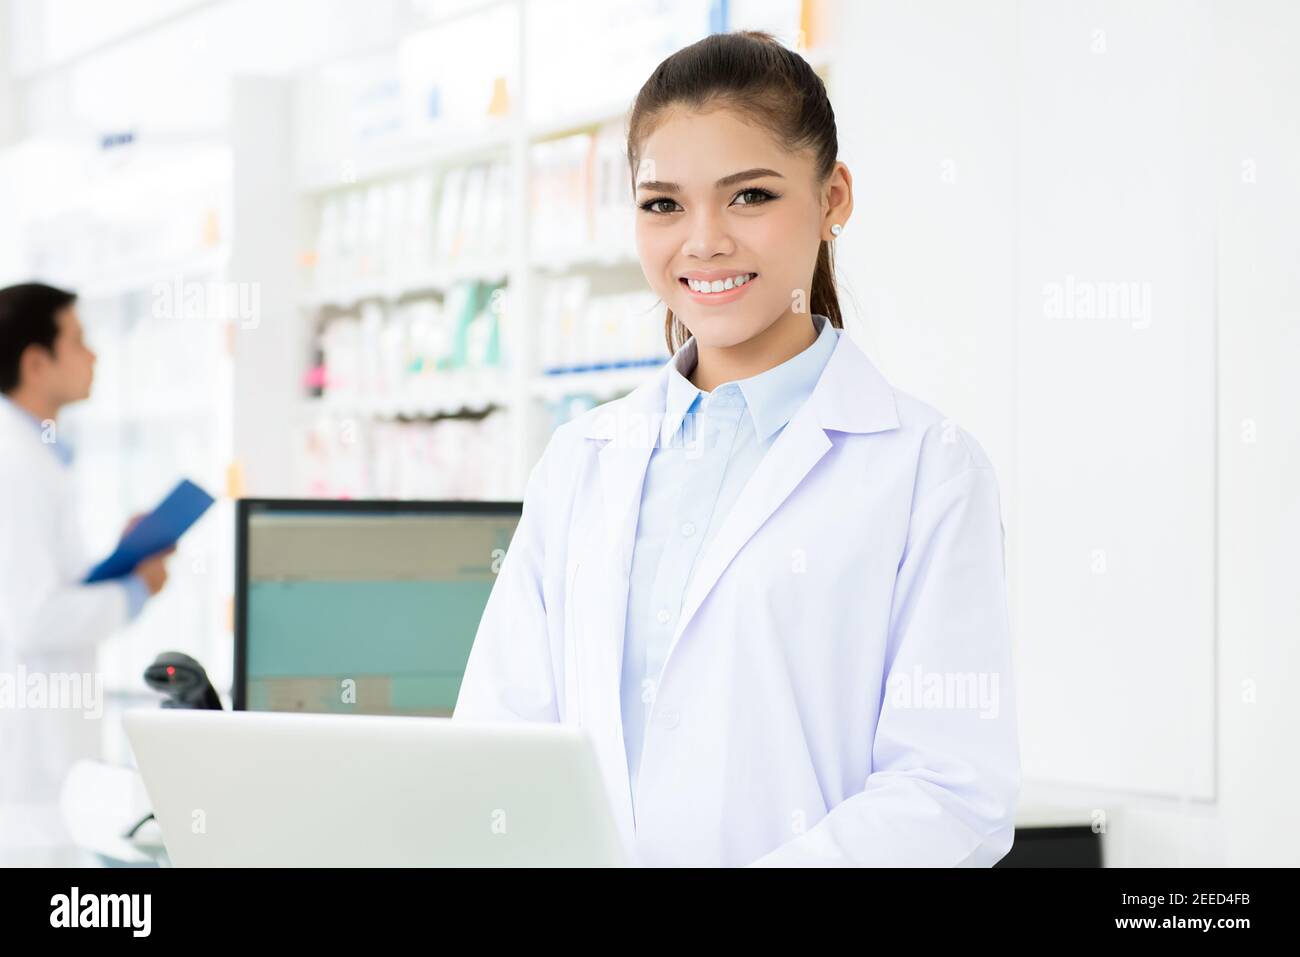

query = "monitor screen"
[234, 501, 521, 717]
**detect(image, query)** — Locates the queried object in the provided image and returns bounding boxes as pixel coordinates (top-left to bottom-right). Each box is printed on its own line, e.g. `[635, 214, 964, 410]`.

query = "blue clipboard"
[84, 479, 215, 583]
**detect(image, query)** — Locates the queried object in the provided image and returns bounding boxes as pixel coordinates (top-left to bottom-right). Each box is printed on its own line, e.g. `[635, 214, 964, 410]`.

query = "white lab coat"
[455, 328, 1020, 867]
[0, 400, 129, 810]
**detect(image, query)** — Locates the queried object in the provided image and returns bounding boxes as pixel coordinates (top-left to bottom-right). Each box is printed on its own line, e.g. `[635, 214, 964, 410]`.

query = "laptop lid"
[124, 709, 628, 867]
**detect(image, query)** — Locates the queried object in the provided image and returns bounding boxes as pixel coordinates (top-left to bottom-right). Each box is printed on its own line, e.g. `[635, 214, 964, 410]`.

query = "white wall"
[1014, 0, 1217, 801]
[1212, 0, 1300, 867]
[831, 0, 1017, 476]
[835, 0, 1299, 864]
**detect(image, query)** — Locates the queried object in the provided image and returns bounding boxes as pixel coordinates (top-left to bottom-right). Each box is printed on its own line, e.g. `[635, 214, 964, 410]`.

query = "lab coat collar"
[583, 317, 901, 442]
[0, 393, 73, 466]
[662, 313, 842, 446]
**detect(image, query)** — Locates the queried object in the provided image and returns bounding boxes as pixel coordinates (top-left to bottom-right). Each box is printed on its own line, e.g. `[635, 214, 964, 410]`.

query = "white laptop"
[123, 709, 629, 867]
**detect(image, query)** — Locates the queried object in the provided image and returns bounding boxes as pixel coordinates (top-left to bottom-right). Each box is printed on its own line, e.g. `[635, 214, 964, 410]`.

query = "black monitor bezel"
[233, 498, 523, 712]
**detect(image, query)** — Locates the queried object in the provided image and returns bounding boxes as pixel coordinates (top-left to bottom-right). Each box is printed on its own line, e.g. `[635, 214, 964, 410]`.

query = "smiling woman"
[454, 30, 1019, 869]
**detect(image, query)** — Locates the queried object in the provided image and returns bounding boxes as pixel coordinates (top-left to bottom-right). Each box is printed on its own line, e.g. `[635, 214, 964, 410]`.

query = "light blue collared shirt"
[0, 394, 149, 620]
[620, 313, 839, 807]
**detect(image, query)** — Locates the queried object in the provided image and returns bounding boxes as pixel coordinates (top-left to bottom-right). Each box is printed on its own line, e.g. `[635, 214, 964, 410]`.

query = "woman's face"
[633, 106, 845, 351]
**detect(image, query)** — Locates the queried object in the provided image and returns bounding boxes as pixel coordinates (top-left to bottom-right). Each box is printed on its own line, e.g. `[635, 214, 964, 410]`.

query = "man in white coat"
[0, 283, 170, 843]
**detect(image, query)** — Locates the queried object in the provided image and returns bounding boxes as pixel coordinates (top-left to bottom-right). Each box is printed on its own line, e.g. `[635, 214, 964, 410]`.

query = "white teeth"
[686, 273, 755, 293]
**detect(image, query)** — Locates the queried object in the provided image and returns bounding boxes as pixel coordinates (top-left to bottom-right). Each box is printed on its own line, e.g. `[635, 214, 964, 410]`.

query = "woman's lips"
[678, 274, 757, 306]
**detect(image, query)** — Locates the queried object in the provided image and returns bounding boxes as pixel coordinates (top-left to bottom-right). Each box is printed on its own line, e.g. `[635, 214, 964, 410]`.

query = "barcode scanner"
[143, 652, 222, 710]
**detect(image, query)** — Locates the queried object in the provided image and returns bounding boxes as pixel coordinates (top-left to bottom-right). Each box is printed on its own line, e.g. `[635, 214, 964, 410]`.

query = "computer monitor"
[233, 499, 521, 716]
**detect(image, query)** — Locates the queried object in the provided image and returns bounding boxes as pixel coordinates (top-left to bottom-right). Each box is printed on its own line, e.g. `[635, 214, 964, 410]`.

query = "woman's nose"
[681, 210, 735, 259]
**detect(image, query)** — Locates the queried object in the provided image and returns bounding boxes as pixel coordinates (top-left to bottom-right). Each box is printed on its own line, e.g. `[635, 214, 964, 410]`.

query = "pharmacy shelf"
[301, 374, 513, 420]
[74, 248, 232, 301]
[300, 242, 643, 312]
[532, 363, 660, 403]
[530, 246, 640, 273]
[295, 99, 638, 196]
[296, 123, 517, 195]
[64, 399, 222, 429]
[303, 261, 510, 309]
[527, 96, 637, 143]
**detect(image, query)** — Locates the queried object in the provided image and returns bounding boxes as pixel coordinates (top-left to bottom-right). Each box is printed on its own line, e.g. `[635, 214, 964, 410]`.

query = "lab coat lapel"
[663, 330, 902, 665]
[585, 371, 669, 577]
[589, 419, 657, 718]
[581, 371, 670, 846]
[665, 396, 830, 660]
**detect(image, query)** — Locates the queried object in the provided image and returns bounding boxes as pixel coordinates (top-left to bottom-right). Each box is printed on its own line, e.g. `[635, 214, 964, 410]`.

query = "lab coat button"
[656, 608, 671, 625]
[656, 708, 680, 730]
[680, 521, 696, 537]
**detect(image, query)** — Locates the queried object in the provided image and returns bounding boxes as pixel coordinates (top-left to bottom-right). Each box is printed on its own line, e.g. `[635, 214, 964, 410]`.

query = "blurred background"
[0, 0, 1296, 866]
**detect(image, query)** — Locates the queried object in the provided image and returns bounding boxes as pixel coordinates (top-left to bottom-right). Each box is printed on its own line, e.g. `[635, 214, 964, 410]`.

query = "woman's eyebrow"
[636, 167, 785, 192]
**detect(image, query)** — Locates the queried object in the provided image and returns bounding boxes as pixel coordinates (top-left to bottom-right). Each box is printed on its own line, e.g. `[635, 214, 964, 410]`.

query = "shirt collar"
[665, 314, 838, 443]
[0, 394, 73, 466]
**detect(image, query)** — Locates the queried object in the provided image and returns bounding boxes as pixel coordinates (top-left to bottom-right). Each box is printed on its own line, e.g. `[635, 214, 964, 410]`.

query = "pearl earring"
[830, 223, 843, 239]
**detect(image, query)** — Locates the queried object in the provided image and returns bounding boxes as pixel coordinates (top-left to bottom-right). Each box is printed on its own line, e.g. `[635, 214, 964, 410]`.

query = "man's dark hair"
[0, 283, 78, 394]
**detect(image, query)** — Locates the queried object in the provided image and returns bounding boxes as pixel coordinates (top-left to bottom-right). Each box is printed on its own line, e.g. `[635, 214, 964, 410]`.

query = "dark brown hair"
[0, 283, 77, 394]
[626, 30, 844, 355]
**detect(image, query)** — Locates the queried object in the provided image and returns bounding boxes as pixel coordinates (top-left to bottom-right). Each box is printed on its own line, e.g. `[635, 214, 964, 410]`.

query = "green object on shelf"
[451, 280, 506, 371]
[479, 282, 504, 368]
[442, 281, 477, 371]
